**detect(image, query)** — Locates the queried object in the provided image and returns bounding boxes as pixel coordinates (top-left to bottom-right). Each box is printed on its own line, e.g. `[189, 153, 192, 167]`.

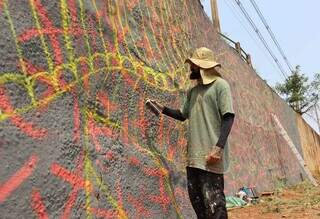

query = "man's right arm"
[162, 107, 187, 121]
[151, 89, 190, 122]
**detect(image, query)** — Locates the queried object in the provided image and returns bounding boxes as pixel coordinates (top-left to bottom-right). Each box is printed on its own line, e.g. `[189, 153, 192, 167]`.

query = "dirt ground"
[228, 181, 320, 219]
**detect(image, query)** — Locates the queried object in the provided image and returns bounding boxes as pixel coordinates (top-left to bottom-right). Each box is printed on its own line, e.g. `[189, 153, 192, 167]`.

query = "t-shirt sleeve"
[218, 81, 235, 116]
[180, 89, 191, 119]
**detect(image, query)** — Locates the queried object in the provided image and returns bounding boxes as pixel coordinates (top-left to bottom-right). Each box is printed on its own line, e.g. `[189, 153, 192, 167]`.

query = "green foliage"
[274, 66, 319, 114]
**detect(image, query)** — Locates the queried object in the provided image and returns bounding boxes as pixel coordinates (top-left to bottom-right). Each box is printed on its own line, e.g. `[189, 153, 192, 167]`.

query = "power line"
[222, 0, 281, 77]
[233, 0, 289, 79]
[249, 0, 294, 73]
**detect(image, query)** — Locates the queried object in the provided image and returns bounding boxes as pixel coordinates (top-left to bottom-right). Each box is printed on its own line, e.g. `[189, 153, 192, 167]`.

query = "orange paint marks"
[80, 60, 89, 92]
[177, 136, 187, 149]
[72, 93, 80, 143]
[56, 153, 85, 218]
[88, 118, 115, 152]
[111, 56, 120, 66]
[105, 151, 114, 160]
[132, 96, 148, 139]
[136, 31, 157, 60]
[121, 72, 136, 88]
[121, 113, 129, 145]
[116, 179, 124, 210]
[60, 187, 79, 219]
[31, 189, 49, 219]
[97, 92, 118, 115]
[127, 0, 139, 11]
[67, 0, 78, 27]
[50, 163, 92, 191]
[148, 177, 171, 213]
[23, 59, 55, 107]
[174, 187, 188, 199]
[145, 0, 153, 7]
[167, 145, 175, 161]
[142, 166, 168, 178]
[127, 193, 151, 218]
[0, 154, 39, 203]
[157, 116, 164, 148]
[30, 0, 63, 65]
[128, 156, 141, 166]
[88, 207, 118, 218]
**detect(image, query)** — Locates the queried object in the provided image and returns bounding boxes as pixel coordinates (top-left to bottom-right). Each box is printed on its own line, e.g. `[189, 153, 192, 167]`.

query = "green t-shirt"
[181, 77, 235, 174]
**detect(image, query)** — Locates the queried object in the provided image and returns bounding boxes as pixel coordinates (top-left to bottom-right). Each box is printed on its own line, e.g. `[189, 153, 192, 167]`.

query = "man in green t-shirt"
[151, 47, 235, 219]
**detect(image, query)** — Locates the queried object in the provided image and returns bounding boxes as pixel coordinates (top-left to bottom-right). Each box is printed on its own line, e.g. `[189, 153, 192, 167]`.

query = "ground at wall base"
[229, 180, 320, 219]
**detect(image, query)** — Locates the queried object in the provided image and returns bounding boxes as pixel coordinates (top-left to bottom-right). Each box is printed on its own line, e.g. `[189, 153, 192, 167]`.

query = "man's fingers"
[206, 155, 221, 164]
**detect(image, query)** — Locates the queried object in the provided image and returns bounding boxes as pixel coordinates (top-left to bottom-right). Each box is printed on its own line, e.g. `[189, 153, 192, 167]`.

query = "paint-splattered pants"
[186, 167, 228, 219]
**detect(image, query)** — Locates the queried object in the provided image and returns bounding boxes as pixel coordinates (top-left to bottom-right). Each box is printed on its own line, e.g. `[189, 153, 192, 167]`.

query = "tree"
[274, 66, 319, 115]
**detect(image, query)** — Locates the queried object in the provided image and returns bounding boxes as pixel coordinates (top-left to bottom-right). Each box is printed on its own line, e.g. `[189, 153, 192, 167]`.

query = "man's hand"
[206, 146, 223, 165]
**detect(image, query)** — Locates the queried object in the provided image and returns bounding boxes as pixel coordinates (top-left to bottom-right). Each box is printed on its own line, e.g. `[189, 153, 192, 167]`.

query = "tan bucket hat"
[186, 47, 222, 84]
[185, 47, 221, 69]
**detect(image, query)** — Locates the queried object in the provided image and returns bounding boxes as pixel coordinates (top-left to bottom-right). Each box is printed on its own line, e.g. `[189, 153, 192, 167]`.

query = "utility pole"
[210, 0, 221, 32]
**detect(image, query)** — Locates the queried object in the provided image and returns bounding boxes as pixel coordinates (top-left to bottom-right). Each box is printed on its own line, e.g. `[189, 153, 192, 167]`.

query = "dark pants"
[186, 167, 228, 219]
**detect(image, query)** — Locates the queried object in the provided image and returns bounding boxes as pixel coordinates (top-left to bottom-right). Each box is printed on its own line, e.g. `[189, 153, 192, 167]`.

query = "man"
[151, 47, 235, 219]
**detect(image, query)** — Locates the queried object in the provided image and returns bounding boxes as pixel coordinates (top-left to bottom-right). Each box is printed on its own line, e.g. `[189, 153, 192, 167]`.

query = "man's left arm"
[206, 81, 235, 164]
[216, 113, 235, 148]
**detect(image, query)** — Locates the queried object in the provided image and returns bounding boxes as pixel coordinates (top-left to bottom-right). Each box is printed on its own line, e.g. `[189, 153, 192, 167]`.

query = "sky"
[201, 0, 320, 133]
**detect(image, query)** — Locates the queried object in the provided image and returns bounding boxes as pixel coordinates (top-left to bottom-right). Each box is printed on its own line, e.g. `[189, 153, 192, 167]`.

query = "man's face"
[189, 63, 201, 80]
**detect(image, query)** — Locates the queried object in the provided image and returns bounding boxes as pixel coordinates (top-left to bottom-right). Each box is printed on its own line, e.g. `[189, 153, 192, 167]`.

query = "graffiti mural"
[0, 0, 312, 218]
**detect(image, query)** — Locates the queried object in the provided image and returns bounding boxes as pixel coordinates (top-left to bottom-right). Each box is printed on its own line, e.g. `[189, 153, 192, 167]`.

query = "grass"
[259, 181, 320, 214]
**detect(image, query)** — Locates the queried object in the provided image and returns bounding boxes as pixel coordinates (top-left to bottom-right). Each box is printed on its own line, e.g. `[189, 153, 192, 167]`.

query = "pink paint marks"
[128, 156, 140, 166]
[105, 151, 114, 160]
[142, 166, 167, 178]
[148, 177, 171, 213]
[88, 118, 116, 152]
[80, 60, 90, 92]
[167, 145, 175, 161]
[121, 113, 129, 145]
[58, 153, 85, 219]
[50, 163, 91, 191]
[23, 59, 55, 103]
[30, 0, 63, 65]
[0, 87, 47, 139]
[31, 189, 49, 219]
[67, 0, 78, 27]
[97, 92, 118, 115]
[121, 72, 136, 88]
[88, 207, 118, 218]
[72, 93, 80, 143]
[116, 179, 124, 212]
[143, 167, 171, 210]
[157, 116, 164, 148]
[0, 154, 39, 203]
[127, 193, 151, 218]
[132, 96, 148, 139]
[135, 163, 171, 213]
[60, 187, 79, 219]
[127, 0, 139, 11]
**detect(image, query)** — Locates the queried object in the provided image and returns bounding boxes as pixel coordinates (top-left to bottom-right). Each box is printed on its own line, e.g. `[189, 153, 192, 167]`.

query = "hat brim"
[200, 69, 221, 85]
[185, 58, 221, 69]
